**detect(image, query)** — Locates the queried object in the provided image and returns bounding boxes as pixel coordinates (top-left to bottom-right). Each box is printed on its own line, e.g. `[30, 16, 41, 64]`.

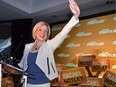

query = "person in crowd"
[18, 0, 80, 87]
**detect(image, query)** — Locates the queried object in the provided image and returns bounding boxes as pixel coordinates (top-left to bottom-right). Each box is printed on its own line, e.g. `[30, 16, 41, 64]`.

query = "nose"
[41, 30, 46, 36]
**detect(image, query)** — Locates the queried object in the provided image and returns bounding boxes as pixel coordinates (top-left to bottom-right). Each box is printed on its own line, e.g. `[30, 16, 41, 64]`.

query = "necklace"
[35, 47, 37, 50]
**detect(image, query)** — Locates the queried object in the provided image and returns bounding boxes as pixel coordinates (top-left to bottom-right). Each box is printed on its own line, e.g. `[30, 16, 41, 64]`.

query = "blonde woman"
[18, 0, 80, 87]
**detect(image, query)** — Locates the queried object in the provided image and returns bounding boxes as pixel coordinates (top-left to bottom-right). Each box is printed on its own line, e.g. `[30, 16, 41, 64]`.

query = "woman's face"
[35, 24, 48, 42]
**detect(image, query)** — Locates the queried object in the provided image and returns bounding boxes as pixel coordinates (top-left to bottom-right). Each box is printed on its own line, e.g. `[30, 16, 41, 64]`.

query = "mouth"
[40, 35, 45, 39]
[39, 34, 44, 37]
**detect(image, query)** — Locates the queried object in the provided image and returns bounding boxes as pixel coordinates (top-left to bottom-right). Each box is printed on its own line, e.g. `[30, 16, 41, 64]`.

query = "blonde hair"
[32, 21, 51, 41]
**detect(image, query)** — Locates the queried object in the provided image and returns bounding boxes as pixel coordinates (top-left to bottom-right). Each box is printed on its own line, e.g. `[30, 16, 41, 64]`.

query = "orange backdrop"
[51, 13, 116, 72]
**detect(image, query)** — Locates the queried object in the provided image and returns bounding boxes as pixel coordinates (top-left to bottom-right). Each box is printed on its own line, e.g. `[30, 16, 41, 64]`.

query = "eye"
[45, 30, 48, 33]
[38, 28, 42, 31]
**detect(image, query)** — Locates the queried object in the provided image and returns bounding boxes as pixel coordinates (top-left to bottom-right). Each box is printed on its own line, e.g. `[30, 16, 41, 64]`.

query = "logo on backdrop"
[87, 19, 105, 25]
[57, 53, 70, 58]
[76, 32, 92, 37]
[98, 52, 116, 57]
[66, 43, 80, 48]
[87, 41, 104, 46]
[112, 41, 116, 45]
[99, 29, 116, 34]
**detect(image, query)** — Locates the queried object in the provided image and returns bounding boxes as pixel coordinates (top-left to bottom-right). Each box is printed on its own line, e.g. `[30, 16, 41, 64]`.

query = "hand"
[69, 0, 80, 18]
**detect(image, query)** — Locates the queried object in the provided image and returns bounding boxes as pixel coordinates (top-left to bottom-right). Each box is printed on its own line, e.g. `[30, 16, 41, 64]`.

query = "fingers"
[69, 4, 75, 14]
[69, 0, 75, 5]
[69, 0, 77, 7]
[75, 5, 80, 15]
[69, 0, 80, 16]
[69, 0, 76, 13]
[71, 0, 80, 13]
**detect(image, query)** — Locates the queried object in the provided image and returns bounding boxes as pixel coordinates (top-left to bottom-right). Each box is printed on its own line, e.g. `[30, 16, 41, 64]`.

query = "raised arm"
[50, 0, 80, 51]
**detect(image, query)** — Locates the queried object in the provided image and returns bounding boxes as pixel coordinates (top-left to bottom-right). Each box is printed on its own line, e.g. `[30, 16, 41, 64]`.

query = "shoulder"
[45, 40, 52, 46]
[25, 42, 34, 49]
[42, 40, 52, 49]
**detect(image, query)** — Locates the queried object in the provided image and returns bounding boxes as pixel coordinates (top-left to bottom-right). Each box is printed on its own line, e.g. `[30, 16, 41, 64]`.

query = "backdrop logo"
[66, 63, 77, 67]
[76, 32, 92, 37]
[75, 23, 81, 27]
[57, 53, 70, 57]
[113, 16, 116, 21]
[112, 65, 116, 69]
[98, 52, 116, 57]
[75, 53, 85, 56]
[87, 19, 105, 25]
[52, 27, 62, 31]
[87, 41, 104, 46]
[58, 45, 61, 48]
[112, 41, 116, 45]
[66, 43, 80, 47]
[99, 29, 116, 34]
[66, 35, 70, 38]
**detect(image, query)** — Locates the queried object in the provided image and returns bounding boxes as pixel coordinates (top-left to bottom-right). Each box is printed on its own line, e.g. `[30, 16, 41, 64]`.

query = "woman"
[18, 0, 80, 87]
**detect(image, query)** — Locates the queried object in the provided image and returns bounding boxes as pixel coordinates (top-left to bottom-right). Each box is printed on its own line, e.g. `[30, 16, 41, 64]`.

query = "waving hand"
[69, 0, 80, 18]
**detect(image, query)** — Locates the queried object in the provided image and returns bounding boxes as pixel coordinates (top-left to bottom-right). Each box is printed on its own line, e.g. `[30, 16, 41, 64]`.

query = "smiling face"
[36, 24, 48, 42]
[32, 21, 51, 42]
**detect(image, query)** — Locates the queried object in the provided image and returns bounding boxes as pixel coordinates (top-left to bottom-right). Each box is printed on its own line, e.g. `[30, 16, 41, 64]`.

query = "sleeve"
[18, 44, 27, 70]
[50, 16, 79, 51]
